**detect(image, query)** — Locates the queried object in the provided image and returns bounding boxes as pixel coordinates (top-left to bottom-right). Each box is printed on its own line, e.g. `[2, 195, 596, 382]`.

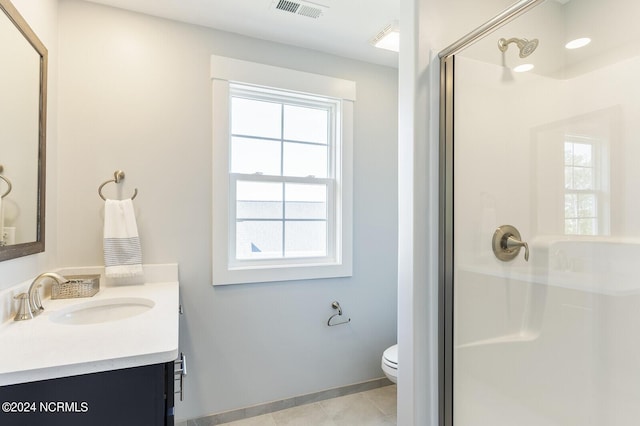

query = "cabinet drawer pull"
[174, 353, 187, 401]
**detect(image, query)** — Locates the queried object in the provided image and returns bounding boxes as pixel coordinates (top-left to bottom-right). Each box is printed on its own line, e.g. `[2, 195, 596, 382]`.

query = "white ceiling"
[82, 0, 400, 68]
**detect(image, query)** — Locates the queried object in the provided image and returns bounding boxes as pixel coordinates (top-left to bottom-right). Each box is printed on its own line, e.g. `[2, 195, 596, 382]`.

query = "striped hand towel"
[103, 199, 143, 278]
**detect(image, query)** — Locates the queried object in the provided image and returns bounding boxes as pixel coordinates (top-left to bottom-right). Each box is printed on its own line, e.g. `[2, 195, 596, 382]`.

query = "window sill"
[212, 261, 352, 286]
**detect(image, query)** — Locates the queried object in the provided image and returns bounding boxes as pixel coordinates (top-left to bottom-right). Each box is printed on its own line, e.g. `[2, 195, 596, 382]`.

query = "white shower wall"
[454, 48, 640, 257]
[453, 36, 640, 425]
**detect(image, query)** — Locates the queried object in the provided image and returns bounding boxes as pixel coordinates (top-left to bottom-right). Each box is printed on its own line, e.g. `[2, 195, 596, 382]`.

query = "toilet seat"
[383, 344, 398, 368]
[381, 344, 398, 383]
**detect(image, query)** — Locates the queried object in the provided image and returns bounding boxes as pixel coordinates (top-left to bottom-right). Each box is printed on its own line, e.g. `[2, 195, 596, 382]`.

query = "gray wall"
[57, 0, 398, 421]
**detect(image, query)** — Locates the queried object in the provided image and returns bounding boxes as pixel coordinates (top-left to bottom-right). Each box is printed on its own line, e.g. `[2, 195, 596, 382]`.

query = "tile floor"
[220, 385, 397, 426]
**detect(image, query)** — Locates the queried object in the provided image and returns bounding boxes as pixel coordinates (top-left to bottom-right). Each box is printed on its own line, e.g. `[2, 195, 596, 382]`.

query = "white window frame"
[211, 55, 355, 285]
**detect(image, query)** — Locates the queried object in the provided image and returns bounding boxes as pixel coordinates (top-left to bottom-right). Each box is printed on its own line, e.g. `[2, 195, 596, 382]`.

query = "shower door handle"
[492, 225, 529, 262]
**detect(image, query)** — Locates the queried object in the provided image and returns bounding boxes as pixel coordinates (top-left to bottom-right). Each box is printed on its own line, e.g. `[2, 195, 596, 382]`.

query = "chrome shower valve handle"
[492, 225, 529, 262]
[505, 235, 529, 261]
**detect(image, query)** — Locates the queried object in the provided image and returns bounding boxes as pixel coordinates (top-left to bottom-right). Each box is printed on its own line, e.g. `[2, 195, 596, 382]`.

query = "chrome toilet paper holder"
[327, 301, 351, 326]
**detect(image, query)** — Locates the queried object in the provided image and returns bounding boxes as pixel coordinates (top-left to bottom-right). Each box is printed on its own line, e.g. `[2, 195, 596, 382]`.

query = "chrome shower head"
[498, 37, 539, 58]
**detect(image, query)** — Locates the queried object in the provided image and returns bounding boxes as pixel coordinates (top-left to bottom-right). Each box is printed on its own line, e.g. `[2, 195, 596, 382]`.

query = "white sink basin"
[50, 297, 155, 325]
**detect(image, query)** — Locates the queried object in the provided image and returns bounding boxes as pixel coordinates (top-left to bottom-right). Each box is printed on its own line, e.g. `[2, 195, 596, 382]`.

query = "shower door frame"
[437, 1, 546, 425]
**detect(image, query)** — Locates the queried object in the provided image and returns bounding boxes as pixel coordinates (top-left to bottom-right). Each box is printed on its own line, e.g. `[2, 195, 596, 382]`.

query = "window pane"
[565, 194, 577, 218]
[564, 166, 573, 189]
[565, 219, 578, 235]
[284, 221, 327, 258]
[283, 105, 328, 144]
[285, 183, 327, 219]
[577, 218, 597, 235]
[236, 181, 283, 219]
[572, 143, 592, 167]
[283, 142, 328, 178]
[236, 221, 283, 259]
[573, 167, 593, 190]
[231, 97, 281, 139]
[231, 137, 281, 175]
[564, 143, 573, 165]
[577, 194, 597, 218]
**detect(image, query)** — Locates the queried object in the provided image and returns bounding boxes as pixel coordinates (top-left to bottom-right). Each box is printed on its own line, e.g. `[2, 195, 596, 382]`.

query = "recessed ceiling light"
[513, 63, 534, 73]
[565, 37, 591, 49]
[371, 24, 399, 52]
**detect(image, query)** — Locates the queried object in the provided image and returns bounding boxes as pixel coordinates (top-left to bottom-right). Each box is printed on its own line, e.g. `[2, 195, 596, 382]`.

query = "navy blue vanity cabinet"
[0, 362, 174, 426]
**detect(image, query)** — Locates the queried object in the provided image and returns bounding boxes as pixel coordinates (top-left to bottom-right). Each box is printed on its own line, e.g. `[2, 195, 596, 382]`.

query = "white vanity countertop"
[0, 264, 179, 386]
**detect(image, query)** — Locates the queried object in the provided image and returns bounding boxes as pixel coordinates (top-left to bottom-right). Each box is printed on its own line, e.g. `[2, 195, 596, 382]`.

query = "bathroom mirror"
[0, 0, 47, 261]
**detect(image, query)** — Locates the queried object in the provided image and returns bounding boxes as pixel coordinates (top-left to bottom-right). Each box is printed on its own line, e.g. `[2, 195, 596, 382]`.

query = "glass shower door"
[443, 0, 640, 424]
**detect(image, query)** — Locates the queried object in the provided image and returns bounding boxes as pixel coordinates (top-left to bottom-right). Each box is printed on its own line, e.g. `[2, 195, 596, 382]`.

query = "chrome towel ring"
[0, 165, 12, 199]
[98, 170, 138, 201]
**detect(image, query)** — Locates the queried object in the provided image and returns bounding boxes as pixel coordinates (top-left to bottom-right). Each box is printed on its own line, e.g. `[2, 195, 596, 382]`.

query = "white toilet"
[381, 344, 398, 383]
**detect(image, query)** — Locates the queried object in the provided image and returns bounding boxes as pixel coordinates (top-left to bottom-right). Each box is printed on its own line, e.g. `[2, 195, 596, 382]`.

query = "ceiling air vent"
[272, 0, 328, 19]
[297, 5, 323, 19]
[276, 0, 300, 14]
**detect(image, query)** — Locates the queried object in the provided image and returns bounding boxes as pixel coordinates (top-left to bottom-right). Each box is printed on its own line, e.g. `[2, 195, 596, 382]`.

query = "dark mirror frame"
[0, 0, 47, 261]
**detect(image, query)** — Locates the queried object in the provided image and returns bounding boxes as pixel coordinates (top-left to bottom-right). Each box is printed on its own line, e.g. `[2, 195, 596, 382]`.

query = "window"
[230, 85, 336, 262]
[211, 56, 355, 285]
[564, 137, 607, 235]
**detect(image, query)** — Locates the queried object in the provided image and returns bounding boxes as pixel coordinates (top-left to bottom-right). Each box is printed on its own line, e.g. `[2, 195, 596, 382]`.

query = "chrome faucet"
[27, 272, 69, 316]
[14, 272, 70, 321]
